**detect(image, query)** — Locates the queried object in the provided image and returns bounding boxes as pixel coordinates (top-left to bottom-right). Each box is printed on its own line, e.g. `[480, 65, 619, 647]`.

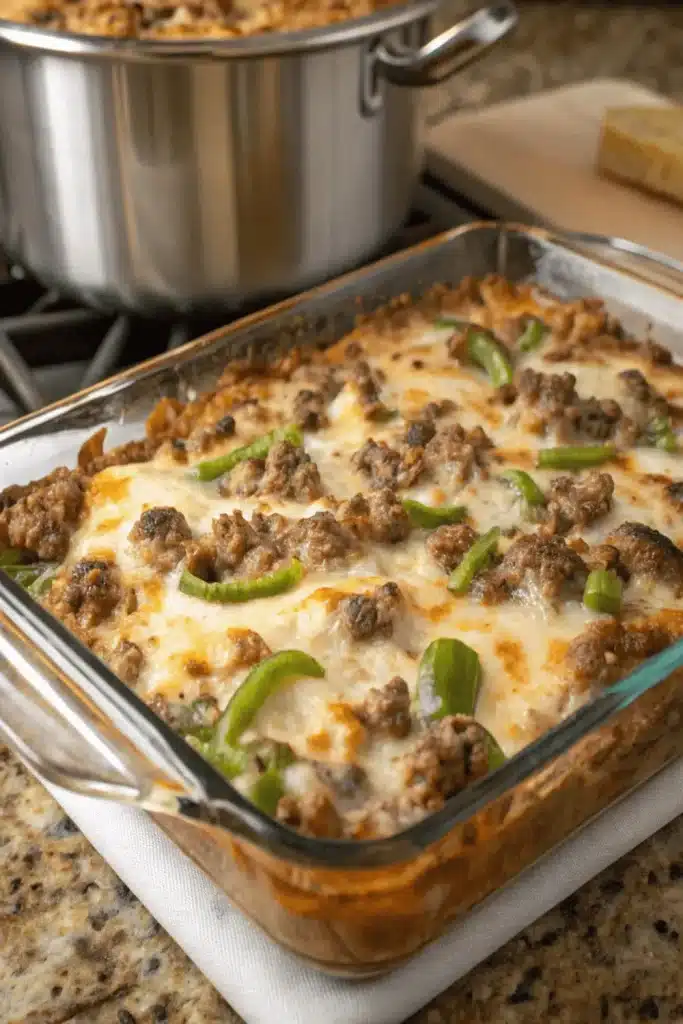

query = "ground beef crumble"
[424, 423, 493, 483]
[543, 472, 615, 535]
[337, 489, 411, 544]
[348, 360, 392, 421]
[353, 676, 411, 738]
[516, 368, 578, 425]
[219, 458, 264, 498]
[618, 368, 670, 417]
[476, 533, 588, 603]
[402, 400, 456, 448]
[516, 369, 637, 443]
[565, 619, 673, 691]
[292, 388, 328, 430]
[351, 438, 425, 490]
[218, 441, 323, 502]
[47, 559, 128, 631]
[129, 506, 192, 571]
[260, 441, 324, 502]
[339, 582, 403, 641]
[583, 542, 628, 579]
[400, 715, 489, 814]
[427, 524, 478, 572]
[0, 468, 86, 561]
[606, 522, 683, 591]
[282, 511, 355, 570]
[187, 508, 355, 580]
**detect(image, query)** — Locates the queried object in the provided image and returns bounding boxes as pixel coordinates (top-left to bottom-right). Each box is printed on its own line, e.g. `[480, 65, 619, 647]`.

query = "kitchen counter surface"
[6, 3, 683, 1022]
[431, 0, 683, 121]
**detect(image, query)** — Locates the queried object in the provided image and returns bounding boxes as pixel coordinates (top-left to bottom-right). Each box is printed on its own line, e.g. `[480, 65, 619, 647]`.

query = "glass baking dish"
[3, 222, 683, 978]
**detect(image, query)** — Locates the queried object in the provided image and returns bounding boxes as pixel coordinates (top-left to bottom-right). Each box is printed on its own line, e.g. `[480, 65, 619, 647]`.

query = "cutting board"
[426, 79, 683, 272]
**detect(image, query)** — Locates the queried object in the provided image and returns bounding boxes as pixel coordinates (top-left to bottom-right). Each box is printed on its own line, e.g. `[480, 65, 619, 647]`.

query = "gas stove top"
[0, 177, 479, 426]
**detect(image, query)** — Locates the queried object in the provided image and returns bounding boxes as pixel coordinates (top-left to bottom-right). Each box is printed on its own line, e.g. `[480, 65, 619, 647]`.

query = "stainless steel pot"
[0, 2, 516, 314]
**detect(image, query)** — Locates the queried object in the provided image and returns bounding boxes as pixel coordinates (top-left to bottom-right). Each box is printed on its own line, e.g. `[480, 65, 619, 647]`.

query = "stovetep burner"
[0, 180, 475, 425]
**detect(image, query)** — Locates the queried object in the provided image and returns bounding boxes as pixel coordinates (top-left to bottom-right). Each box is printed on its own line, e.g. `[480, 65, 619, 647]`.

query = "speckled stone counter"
[7, 4, 683, 1023]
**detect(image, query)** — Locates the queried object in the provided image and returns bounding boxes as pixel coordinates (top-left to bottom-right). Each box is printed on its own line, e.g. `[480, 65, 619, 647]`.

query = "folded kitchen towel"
[45, 760, 683, 1024]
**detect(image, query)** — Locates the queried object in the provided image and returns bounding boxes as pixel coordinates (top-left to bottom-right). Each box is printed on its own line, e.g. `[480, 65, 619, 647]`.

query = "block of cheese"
[597, 106, 683, 207]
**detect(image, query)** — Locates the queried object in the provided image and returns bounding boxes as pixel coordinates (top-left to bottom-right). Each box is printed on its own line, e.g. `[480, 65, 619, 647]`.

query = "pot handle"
[376, 2, 518, 88]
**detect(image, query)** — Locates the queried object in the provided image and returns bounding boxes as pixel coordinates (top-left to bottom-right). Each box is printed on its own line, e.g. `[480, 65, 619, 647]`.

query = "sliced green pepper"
[417, 638, 481, 720]
[466, 329, 514, 388]
[1, 560, 57, 593]
[187, 737, 248, 780]
[0, 548, 25, 568]
[517, 316, 549, 353]
[500, 468, 545, 507]
[179, 559, 304, 604]
[249, 767, 285, 815]
[195, 424, 303, 482]
[583, 569, 623, 616]
[28, 566, 56, 596]
[434, 316, 469, 331]
[647, 415, 678, 453]
[482, 727, 506, 770]
[263, 741, 296, 771]
[448, 527, 500, 595]
[213, 650, 325, 749]
[537, 445, 616, 470]
[402, 499, 467, 529]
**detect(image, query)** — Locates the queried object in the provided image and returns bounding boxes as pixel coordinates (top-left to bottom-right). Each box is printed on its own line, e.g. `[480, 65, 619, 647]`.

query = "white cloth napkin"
[43, 758, 683, 1024]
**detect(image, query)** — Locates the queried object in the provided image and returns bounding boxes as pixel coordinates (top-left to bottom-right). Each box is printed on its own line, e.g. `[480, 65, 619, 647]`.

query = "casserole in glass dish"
[3, 222, 683, 977]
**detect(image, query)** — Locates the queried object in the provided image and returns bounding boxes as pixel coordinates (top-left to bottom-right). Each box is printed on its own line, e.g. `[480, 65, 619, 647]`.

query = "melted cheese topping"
[61, 294, 683, 807]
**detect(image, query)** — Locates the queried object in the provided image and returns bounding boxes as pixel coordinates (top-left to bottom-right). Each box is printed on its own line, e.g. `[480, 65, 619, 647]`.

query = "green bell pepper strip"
[187, 737, 248, 780]
[537, 445, 616, 470]
[417, 638, 481, 720]
[517, 316, 549, 353]
[500, 468, 545, 507]
[0, 548, 24, 568]
[434, 316, 470, 331]
[583, 569, 623, 616]
[213, 650, 325, 749]
[195, 424, 303, 482]
[27, 566, 57, 596]
[265, 742, 296, 771]
[1, 560, 57, 594]
[648, 415, 678, 453]
[448, 527, 500, 595]
[482, 727, 506, 770]
[466, 329, 514, 388]
[179, 559, 304, 604]
[402, 499, 467, 529]
[249, 767, 285, 815]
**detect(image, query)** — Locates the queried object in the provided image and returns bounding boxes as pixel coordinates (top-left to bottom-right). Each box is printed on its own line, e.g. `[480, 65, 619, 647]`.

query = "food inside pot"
[5, 273, 683, 840]
[0, 0, 403, 39]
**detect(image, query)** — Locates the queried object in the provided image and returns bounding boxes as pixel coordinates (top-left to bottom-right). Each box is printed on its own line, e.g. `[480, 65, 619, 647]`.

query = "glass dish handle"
[0, 574, 280, 852]
[0, 600, 170, 802]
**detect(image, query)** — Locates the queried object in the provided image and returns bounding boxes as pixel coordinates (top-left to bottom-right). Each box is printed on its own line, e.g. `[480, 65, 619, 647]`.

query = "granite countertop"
[6, 3, 683, 1022]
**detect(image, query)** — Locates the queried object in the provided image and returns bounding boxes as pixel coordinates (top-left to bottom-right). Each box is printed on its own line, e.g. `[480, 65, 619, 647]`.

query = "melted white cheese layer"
[66, 307, 683, 798]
